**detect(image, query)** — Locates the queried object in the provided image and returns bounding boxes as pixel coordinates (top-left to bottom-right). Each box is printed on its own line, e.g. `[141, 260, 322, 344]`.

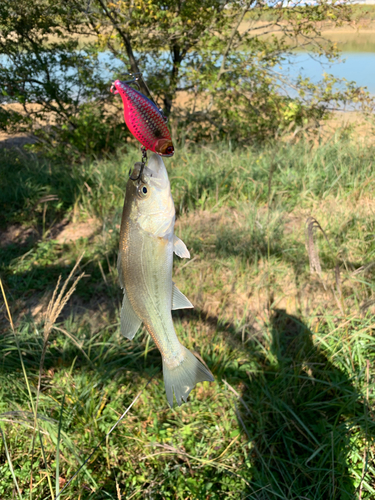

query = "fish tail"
[162, 346, 214, 408]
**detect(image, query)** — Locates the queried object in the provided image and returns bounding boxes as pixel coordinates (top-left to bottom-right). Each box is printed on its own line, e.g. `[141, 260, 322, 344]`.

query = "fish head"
[126, 153, 175, 237]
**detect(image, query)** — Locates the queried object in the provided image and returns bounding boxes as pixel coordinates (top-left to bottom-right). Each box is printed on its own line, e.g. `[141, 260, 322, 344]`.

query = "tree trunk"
[163, 44, 183, 117]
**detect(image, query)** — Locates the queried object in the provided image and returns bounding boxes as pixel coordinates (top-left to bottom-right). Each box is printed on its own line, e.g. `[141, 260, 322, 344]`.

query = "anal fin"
[172, 283, 193, 310]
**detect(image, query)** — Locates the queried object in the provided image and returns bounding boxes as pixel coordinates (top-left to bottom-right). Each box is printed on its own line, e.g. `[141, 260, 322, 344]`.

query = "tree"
[0, 0, 127, 158]
[69, 0, 373, 142]
[0, 0, 373, 153]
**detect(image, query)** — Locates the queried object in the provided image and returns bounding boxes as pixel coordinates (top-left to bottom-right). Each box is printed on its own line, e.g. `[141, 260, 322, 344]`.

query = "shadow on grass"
[0, 148, 85, 228]
[0, 315, 161, 401]
[175, 307, 373, 499]
[235, 309, 373, 500]
[0, 232, 122, 309]
[171, 307, 370, 498]
[1, 231, 371, 499]
[1, 300, 373, 499]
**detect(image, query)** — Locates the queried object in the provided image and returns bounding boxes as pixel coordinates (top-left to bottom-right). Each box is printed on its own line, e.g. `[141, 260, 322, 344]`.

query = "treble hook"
[129, 147, 148, 182]
[110, 72, 142, 94]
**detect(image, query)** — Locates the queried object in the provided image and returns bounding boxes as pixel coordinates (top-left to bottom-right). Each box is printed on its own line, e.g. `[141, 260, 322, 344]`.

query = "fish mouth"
[155, 139, 174, 157]
[128, 156, 168, 190]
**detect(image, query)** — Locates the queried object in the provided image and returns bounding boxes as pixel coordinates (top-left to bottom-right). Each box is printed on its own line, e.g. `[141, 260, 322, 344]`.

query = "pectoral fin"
[172, 283, 194, 310]
[173, 235, 190, 259]
[120, 289, 142, 340]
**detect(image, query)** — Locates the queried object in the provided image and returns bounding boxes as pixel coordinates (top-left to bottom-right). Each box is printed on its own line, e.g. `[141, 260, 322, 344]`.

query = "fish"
[117, 153, 214, 407]
[111, 79, 174, 157]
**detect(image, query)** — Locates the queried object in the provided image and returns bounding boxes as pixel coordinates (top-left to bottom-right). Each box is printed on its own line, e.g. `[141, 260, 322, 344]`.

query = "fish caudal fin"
[163, 346, 214, 408]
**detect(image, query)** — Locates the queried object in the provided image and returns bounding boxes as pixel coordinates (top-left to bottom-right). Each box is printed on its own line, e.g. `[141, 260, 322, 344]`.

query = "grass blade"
[55, 394, 65, 499]
[30, 254, 85, 500]
[0, 425, 23, 500]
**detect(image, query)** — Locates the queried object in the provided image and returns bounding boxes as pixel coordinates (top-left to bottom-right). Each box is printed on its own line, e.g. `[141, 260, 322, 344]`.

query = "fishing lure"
[111, 77, 174, 157]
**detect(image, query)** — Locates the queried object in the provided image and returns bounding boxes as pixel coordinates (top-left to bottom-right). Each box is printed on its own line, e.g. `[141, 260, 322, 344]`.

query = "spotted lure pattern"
[111, 79, 174, 157]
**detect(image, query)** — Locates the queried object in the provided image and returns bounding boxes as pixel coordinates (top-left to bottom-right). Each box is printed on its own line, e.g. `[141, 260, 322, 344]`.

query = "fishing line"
[52, 369, 160, 500]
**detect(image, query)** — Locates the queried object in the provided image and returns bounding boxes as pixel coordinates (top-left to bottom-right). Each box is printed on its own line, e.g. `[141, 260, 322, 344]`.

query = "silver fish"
[118, 153, 214, 407]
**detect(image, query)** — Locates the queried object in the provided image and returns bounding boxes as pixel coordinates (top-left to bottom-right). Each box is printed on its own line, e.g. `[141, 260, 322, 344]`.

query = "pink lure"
[111, 79, 174, 157]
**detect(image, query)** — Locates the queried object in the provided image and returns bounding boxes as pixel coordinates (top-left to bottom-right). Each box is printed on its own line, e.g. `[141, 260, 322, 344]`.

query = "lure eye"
[137, 184, 149, 198]
[155, 139, 174, 157]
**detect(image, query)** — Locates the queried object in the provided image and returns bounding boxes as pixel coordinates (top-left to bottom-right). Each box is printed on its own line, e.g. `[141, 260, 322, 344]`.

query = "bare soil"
[54, 218, 101, 244]
[0, 225, 38, 248]
[0, 218, 100, 249]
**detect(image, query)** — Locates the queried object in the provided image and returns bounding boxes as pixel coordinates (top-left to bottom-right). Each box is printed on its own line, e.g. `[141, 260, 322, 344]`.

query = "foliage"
[1, 0, 374, 155]
[1, 136, 375, 498]
[29, 102, 129, 160]
[0, 0, 128, 158]
[329, 4, 375, 22]
[63, 0, 375, 142]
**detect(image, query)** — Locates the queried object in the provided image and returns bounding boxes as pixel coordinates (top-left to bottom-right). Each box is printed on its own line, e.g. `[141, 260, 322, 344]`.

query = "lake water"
[280, 52, 375, 95]
[98, 51, 375, 96]
[1, 50, 375, 97]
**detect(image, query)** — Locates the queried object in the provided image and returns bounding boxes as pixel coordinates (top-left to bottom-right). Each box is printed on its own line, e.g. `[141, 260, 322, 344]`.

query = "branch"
[93, 0, 149, 95]
[216, 0, 255, 84]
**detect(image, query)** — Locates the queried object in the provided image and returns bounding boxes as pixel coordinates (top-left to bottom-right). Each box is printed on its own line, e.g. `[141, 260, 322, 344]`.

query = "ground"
[1, 134, 375, 499]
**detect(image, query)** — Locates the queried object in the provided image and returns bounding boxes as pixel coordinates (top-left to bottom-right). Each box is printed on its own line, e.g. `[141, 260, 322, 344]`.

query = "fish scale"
[111, 80, 174, 157]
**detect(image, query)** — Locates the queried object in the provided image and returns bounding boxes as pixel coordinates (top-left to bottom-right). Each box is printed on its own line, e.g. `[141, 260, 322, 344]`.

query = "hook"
[110, 72, 142, 94]
[129, 147, 148, 182]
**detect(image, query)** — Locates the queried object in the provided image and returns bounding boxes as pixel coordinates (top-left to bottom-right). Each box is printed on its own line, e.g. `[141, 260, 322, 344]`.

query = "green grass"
[1, 135, 375, 499]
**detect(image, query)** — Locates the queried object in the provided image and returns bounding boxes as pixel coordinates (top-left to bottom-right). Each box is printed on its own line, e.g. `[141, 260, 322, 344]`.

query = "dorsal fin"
[120, 289, 142, 340]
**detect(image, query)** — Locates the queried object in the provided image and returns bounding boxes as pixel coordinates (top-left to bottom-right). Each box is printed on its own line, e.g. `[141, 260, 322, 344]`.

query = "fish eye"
[137, 184, 149, 198]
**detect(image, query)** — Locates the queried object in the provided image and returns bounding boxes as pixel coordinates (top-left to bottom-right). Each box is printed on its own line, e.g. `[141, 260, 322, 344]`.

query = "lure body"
[111, 80, 174, 157]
